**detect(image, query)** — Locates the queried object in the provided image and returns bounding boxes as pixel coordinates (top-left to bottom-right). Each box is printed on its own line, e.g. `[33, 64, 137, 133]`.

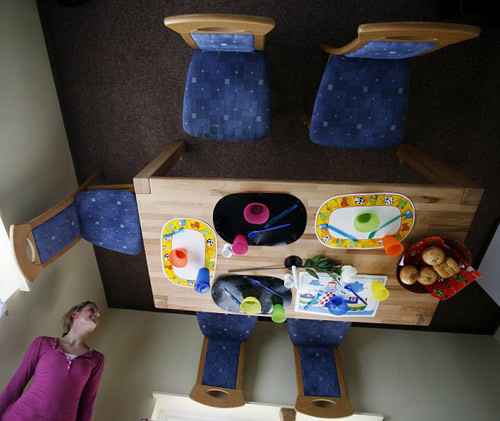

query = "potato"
[400, 265, 418, 285]
[418, 266, 439, 285]
[422, 246, 446, 266]
[433, 257, 460, 278]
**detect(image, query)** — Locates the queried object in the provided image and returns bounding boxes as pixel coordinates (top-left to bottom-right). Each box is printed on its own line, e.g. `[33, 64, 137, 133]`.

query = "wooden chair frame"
[320, 22, 480, 57]
[164, 14, 276, 51]
[189, 336, 246, 408]
[293, 346, 354, 418]
[10, 171, 133, 282]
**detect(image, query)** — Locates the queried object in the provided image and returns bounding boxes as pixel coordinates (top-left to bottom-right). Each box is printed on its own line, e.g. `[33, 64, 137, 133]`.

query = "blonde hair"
[61, 301, 98, 337]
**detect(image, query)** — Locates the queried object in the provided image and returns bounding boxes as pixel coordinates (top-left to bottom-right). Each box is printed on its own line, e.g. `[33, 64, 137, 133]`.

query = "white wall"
[0, 0, 105, 396]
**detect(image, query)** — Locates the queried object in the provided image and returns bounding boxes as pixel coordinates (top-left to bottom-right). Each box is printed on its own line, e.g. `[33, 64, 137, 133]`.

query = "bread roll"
[433, 257, 460, 278]
[422, 246, 446, 266]
[400, 265, 418, 285]
[417, 266, 438, 285]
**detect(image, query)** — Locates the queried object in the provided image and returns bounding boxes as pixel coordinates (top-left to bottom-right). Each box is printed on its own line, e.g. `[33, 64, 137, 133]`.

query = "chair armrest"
[397, 144, 483, 205]
[133, 141, 186, 194]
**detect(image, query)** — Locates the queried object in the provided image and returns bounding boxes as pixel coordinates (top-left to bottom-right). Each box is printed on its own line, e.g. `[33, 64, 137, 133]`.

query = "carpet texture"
[36, 0, 499, 333]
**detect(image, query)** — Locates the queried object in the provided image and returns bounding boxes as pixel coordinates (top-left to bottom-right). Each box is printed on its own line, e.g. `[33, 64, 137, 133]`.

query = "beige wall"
[0, 0, 105, 397]
[92, 311, 500, 421]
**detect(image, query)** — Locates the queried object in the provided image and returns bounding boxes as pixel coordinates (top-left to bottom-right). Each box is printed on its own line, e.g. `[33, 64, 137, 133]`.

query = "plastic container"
[240, 296, 261, 314]
[354, 211, 380, 233]
[284, 274, 294, 289]
[222, 243, 233, 258]
[271, 295, 286, 323]
[243, 203, 270, 225]
[382, 235, 404, 257]
[371, 280, 390, 301]
[325, 296, 349, 315]
[194, 268, 210, 294]
[240, 286, 261, 314]
[169, 248, 188, 268]
[232, 234, 248, 255]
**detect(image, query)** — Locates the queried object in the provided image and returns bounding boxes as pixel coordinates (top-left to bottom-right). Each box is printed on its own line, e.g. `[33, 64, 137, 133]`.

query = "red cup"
[382, 235, 404, 257]
[170, 248, 188, 267]
[243, 203, 269, 225]
[232, 234, 248, 255]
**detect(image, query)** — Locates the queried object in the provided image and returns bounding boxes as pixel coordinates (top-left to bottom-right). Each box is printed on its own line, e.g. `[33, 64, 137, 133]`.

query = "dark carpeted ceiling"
[36, 0, 500, 333]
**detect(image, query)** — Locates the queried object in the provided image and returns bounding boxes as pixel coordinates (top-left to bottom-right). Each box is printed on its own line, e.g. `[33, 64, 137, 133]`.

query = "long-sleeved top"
[0, 336, 104, 421]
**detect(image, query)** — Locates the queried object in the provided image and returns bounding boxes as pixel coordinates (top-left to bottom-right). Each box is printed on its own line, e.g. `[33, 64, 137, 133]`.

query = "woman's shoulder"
[32, 336, 57, 346]
[91, 349, 105, 363]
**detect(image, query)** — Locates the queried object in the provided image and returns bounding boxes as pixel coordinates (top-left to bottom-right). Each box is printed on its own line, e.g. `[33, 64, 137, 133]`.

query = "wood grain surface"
[134, 172, 479, 326]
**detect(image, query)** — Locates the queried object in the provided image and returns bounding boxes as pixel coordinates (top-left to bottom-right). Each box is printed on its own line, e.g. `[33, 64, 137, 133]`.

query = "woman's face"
[73, 304, 101, 331]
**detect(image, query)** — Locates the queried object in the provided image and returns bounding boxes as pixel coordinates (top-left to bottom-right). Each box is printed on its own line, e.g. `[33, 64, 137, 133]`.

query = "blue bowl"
[326, 296, 348, 315]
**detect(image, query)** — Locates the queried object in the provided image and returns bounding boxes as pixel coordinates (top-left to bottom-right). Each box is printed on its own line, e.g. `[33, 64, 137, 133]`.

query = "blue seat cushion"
[287, 319, 351, 348]
[191, 33, 255, 53]
[183, 50, 271, 141]
[299, 345, 340, 397]
[345, 41, 437, 60]
[32, 203, 81, 263]
[75, 190, 143, 255]
[202, 337, 241, 389]
[196, 312, 257, 342]
[310, 55, 408, 149]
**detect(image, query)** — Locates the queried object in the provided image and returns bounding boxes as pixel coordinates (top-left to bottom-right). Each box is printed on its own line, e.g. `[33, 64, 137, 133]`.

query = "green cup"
[354, 211, 380, 233]
[271, 303, 286, 323]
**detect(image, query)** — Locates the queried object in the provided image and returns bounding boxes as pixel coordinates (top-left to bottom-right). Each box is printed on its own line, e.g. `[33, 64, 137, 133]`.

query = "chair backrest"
[196, 312, 257, 342]
[322, 22, 480, 59]
[10, 173, 135, 281]
[164, 14, 275, 51]
[75, 189, 142, 255]
[190, 312, 257, 408]
[287, 319, 354, 418]
[287, 319, 351, 348]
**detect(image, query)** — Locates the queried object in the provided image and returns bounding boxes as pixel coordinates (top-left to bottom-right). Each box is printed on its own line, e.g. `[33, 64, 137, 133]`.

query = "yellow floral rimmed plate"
[161, 218, 217, 287]
[315, 192, 415, 249]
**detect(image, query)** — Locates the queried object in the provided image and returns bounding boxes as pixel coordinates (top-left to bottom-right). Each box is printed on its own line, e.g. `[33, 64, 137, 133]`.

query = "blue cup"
[194, 268, 210, 294]
[326, 296, 348, 315]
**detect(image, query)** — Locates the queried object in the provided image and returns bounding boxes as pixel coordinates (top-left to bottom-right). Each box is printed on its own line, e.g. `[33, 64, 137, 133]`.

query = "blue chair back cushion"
[299, 345, 340, 397]
[191, 33, 255, 53]
[183, 50, 271, 141]
[310, 56, 408, 149]
[345, 41, 437, 59]
[75, 190, 143, 255]
[202, 337, 241, 389]
[196, 312, 257, 389]
[287, 319, 351, 348]
[32, 203, 81, 263]
[196, 312, 257, 342]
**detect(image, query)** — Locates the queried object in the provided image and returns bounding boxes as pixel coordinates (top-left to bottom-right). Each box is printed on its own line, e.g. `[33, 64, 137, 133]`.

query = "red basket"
[396, 237, 471, 294]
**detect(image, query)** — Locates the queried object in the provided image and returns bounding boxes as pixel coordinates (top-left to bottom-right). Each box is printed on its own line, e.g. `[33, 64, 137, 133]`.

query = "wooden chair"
[308, 22, 480, 149]
[190, 312, 257, 408]
[10, 172, 142, 282]
[287, 319, 354, 418]
[164, 14, 275, 141]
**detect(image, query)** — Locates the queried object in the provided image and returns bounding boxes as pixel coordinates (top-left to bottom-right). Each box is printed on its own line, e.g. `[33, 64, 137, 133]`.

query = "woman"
[0, 301, 105, 420]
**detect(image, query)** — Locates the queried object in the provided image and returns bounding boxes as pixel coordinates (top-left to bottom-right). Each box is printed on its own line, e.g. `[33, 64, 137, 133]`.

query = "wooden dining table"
[133, 141, 482, 326]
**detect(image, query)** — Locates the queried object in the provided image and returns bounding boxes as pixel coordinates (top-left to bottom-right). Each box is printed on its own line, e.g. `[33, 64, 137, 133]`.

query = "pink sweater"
[0, 336, 104, 421]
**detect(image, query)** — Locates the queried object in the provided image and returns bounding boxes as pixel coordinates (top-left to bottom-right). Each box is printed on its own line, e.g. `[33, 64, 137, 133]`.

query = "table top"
[133, 171, 480, 326]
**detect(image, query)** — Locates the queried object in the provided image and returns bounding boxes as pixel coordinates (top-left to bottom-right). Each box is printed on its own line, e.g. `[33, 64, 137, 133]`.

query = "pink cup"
[232, 234, 248, 255]
[243, 203, 269, 225]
